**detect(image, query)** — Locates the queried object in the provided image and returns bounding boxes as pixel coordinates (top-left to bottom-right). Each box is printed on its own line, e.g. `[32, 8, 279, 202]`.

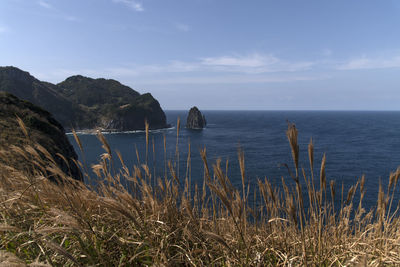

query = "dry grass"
[1, 120, 400, 266]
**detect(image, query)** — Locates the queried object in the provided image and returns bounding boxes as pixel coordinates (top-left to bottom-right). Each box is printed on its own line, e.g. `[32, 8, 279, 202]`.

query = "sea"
[67, 110, 400, 211]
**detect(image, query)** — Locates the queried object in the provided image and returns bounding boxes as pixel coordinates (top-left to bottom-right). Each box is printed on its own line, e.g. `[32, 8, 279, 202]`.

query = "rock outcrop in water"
[0, 66, 169, 131]
[0, 91, 82, 181]
[186, 106, 206, 129]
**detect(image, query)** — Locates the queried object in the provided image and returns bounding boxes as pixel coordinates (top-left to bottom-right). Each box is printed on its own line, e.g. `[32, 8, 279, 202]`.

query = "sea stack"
[186, 106, 206, 129]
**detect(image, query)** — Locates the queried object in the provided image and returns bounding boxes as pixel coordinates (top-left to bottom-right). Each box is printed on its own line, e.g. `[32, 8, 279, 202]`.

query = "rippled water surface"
[68, 111, 400, 209]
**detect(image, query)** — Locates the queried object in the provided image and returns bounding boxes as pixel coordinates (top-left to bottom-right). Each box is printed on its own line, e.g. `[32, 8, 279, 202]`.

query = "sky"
[1, 0, 400, 110]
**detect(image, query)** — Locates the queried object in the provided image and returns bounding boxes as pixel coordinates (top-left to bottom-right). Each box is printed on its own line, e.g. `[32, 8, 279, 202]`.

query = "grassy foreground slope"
[1, 121, 400, 266]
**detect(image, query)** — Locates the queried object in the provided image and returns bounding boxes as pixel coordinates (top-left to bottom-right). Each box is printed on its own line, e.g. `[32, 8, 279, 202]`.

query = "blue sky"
[1, 0, 400, 110]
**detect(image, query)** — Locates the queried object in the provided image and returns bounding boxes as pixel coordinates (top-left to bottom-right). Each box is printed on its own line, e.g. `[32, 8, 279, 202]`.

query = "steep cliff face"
[186, 106, 206, 129]
[57, 77, 168, 130]
[0, 66, 169, 131]
[0, 92, 82, 181]
[102, 93, 168, 130]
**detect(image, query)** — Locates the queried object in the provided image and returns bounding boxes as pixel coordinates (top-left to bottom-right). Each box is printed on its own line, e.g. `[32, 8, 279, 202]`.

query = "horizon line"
[164, 109, 400, 112]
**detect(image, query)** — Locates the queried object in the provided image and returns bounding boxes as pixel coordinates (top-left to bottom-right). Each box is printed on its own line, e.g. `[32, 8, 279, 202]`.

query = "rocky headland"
[0, 66, 169, 131]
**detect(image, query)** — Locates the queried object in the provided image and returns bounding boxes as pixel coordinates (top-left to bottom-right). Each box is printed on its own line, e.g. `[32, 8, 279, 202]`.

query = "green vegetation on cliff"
[57, 75, 167, 131]
[56, 75, 140, 106]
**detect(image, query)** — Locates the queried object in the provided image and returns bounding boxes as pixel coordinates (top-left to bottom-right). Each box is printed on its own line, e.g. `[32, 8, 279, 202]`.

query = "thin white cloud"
[98, 54, 315, 80]
[321, 49, 332, 57]
[103, 61, 199, 77]
[202, 54, 270, 68]
[64, 15, 80, 22]
[37, 1, 80, 22]
[0, 26, 7, 33]
[338, 55, 400, 70]
[32, 53, 323, 85]
[201, 53, 314, 73]
[113, 0, 144, 12]
[35, 67, 327, 86]
[175, 23, 190, 32]
[38, 0, 52, 9]
[133, 74, 328, 85]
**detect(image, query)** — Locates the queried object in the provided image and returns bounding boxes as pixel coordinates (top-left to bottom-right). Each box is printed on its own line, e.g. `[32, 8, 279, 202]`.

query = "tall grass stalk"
[1, 120, 400, 266]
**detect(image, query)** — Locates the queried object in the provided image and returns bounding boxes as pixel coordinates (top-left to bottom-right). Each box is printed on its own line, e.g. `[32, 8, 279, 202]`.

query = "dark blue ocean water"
[68, 111, 400, 210]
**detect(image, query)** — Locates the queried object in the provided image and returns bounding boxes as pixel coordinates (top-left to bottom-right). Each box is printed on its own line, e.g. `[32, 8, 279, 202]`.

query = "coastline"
[66, 125, 174, 135]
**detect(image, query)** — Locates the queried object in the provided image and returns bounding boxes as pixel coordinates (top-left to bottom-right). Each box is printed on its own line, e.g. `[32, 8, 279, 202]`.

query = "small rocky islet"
[186, 106, 207, 129]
